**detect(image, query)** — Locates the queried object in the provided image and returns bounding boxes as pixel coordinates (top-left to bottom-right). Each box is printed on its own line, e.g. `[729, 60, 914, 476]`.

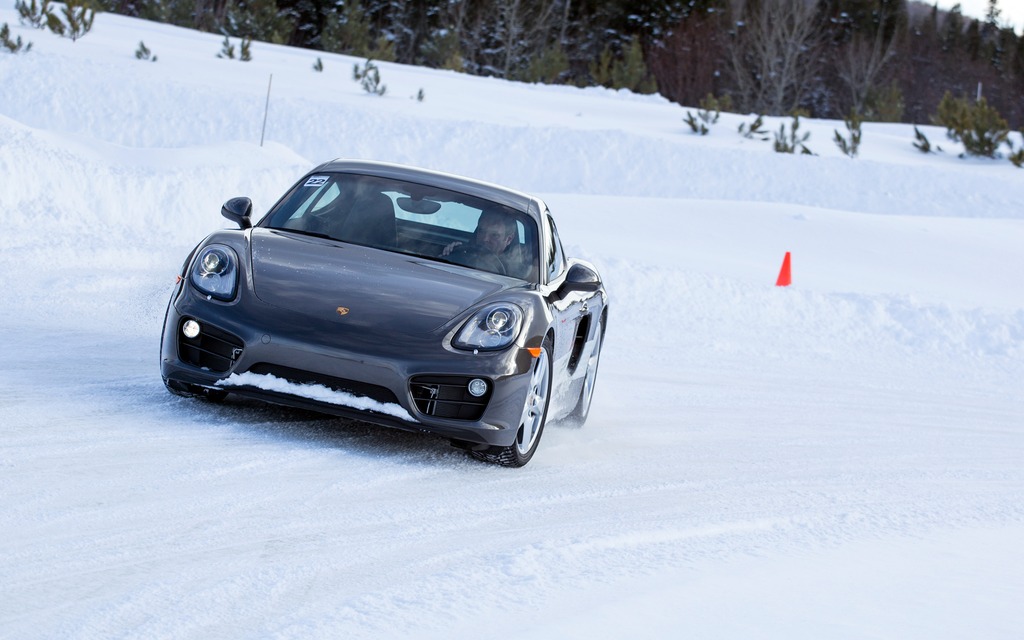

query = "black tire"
[471, 336, 552, 467]
[564, 315, 604, 428]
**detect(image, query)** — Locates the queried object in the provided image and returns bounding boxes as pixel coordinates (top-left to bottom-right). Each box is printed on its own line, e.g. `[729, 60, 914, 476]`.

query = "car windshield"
[262, 172, 539, 282]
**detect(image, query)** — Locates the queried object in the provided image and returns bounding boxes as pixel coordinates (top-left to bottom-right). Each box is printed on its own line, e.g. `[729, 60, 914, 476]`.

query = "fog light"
[182, 319, 201, 339]
[467, 378, 488, 397]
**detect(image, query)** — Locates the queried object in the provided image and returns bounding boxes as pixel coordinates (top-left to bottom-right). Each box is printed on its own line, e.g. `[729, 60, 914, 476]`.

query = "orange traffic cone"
[775, 252, 792, 287]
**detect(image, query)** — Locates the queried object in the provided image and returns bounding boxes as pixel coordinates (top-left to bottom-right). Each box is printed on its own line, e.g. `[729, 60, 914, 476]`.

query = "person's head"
[475, 210, 517, 254]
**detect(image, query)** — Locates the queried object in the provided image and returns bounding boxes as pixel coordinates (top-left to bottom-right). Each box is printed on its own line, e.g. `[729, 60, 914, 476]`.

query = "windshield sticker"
[304, 175, 329, 187]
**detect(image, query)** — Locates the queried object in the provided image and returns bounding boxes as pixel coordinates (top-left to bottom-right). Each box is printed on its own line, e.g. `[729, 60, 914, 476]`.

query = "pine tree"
[965, 19, 981, 60]
[225, 0, 294, 45]
[941, 5, 963, 52]
[522, 45, 569, 84]
[960, 97, 1009, 157]
[1013, 30, 1024, 78]
[610, 39, 656, 93]
[984, 0, 1002, 32]
[934, 92, 1010, 157]
[589, 44, 615, 86]
[419, 29, 463, 72]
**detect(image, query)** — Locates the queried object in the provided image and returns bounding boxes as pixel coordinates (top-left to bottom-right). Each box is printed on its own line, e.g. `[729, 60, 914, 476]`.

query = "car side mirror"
[560, 262, 601, 293]
[221, 197, 253, 230]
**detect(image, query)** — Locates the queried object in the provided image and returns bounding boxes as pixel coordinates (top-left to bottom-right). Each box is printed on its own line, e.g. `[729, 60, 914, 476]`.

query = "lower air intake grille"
[178, 321, 243, 373]
[410, 376, 491, 421]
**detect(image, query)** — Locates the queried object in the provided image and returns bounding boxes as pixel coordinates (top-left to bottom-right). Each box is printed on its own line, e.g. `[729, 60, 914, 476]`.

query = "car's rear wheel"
[471, 336, 552, 467]
[565, 316, 604, 428]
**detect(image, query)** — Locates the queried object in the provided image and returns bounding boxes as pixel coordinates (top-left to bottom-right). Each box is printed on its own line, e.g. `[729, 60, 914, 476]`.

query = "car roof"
[316, 159, 544, 219]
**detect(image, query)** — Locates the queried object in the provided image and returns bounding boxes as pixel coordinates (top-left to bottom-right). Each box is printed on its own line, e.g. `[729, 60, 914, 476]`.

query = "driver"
[442, 210, 517, 264]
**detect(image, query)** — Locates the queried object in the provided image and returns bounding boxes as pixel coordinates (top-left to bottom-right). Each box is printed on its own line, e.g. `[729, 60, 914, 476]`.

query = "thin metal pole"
[261, 74, 272, 147]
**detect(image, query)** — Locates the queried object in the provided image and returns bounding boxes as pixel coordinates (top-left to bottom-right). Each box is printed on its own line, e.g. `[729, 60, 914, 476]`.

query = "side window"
[545, 213, 566, 281]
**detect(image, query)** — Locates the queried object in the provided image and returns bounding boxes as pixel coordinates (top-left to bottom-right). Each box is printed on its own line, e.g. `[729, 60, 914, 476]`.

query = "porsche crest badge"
[336, 306, 350, 316]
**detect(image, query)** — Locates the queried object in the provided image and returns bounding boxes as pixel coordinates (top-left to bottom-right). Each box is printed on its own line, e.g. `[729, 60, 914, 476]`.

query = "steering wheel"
[448, 243, 507, 275]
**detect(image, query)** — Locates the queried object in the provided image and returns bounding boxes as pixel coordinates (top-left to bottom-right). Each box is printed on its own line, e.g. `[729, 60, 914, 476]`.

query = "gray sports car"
[160, 160, 607, 466]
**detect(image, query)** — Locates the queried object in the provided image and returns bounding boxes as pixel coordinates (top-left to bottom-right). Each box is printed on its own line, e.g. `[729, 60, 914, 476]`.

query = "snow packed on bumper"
[216, 372, 417, 422]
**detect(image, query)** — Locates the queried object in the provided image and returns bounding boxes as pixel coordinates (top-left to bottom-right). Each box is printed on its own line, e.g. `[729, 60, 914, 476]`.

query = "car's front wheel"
[471, 336, 552, 467]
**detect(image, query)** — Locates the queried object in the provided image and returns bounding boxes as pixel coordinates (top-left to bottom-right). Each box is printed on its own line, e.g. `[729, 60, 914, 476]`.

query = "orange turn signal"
[526, 347, 542, 358]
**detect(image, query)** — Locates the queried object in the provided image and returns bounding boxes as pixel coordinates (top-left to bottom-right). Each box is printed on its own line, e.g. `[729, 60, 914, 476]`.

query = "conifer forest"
[95, 0, 1024, 128]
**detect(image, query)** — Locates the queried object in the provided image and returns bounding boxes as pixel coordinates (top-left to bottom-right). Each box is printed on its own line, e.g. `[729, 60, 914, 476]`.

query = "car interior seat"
[337, 191, 397, 248]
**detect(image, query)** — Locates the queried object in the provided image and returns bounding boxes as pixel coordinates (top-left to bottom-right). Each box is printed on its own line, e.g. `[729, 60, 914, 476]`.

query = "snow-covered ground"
[2, 11, 1023, 639]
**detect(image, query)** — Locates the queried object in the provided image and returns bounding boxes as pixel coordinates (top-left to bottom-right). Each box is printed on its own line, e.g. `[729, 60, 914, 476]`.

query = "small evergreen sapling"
[1010, 148, 1024, 168]
[15, 0, 51, 29]
[2, 22, 32, 53]
[44, 0, 93, 41]
[64, 0, 93, 41]
[683, 94, 727, 136]
[217, 36, 235, 59]
[135, 40, 156, 61]
[738, 115, 769, 140]
[1008, 132, 1024, 168]
[773, 115, 813, 155]
[313, 57, 323, 72]
[216, 37, 252, 61]
[353, 59, 386, 96]
[833, 111, 862, 158]
[683, 111, 710, 135]
[912, 126, 937, 153]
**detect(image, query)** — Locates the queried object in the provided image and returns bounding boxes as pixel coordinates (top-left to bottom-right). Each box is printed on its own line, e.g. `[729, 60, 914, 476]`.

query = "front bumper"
[160, 285, 535, 448]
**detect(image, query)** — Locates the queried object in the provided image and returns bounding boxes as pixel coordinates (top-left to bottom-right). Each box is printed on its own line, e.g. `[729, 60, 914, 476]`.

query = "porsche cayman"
[159, 160, 607, 466]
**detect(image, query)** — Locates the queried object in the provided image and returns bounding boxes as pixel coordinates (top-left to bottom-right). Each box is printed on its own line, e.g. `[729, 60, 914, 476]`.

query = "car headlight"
[453, 303, 524, 351]
[190, 244, 239, 300]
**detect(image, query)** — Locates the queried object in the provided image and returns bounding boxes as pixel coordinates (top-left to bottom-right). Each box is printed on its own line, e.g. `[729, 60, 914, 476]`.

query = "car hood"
[249, 229, 509, 336]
